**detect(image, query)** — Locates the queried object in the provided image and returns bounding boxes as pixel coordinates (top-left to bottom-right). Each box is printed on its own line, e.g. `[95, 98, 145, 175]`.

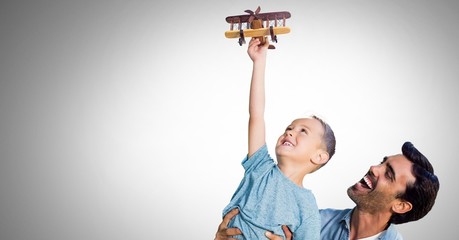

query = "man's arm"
[214, 208, 292, 240]
[247, 37, 269, 157]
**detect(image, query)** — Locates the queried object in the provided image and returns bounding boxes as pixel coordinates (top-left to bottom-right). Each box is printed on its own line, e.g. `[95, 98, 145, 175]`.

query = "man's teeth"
[363, 176, 373, 189]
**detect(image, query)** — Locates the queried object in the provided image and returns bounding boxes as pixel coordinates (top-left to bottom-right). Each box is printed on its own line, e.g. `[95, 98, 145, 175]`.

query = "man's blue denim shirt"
[320, 208, 403, 240]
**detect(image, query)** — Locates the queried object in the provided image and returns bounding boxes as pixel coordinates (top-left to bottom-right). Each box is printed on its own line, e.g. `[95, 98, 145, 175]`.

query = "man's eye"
[385, 171, 394, 181]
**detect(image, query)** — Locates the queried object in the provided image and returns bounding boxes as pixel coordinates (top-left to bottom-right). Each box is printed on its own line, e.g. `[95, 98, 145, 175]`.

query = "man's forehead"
[386, 154, 416, 183]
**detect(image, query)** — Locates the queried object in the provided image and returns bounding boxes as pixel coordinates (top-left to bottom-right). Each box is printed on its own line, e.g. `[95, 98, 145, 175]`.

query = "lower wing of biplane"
[225, 6, 291, 49]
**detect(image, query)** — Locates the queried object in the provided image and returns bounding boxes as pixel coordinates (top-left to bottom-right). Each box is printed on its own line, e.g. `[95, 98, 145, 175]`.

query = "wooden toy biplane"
[225, 6, 291, 49]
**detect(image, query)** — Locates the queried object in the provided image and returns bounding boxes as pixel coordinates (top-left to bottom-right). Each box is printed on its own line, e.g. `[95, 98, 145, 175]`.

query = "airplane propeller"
[245, 6, 261, 24]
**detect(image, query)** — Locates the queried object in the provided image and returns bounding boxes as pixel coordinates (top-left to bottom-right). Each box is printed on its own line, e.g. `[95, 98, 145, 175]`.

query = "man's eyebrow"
[380, 156, 388, 165]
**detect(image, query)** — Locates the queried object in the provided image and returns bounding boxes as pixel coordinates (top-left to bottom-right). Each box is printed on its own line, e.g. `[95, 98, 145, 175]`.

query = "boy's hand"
[214, 208, 242, 240]
[247, 37, 269, 62]
[265, 225, 293, 240]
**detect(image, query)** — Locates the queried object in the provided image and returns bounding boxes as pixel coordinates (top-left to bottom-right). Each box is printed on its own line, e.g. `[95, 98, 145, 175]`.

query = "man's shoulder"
[319, 208, 353, 239]
[319, 208, 353, 218]
[319, 208, 404, 240]
[319, 208, 353, 225]
[383, 224, 404, 240]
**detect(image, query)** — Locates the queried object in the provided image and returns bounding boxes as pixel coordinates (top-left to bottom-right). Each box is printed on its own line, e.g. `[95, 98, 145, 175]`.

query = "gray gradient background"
[0, 0, 458, 239]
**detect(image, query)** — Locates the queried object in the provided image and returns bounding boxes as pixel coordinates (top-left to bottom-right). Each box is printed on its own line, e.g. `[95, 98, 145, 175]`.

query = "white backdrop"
[1, 0, 458, 239]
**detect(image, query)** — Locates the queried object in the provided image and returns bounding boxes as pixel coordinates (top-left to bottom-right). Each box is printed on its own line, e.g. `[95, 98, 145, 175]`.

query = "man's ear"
[312, 150, 329, 165]
[392, 200, 413, 214]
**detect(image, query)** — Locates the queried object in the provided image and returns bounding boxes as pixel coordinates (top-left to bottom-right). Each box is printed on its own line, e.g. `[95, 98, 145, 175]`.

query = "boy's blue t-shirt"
[222, 144, 321, 239]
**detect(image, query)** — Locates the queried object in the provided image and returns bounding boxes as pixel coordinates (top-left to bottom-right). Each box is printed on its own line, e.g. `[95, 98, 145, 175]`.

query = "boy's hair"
[390, 141, 440, 224]
[311, 115, 336, 161]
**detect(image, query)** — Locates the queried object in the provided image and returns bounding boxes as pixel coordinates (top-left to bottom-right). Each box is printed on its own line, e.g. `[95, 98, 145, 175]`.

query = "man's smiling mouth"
[359, 175, 375, 190]
[363, 176, 373, 189]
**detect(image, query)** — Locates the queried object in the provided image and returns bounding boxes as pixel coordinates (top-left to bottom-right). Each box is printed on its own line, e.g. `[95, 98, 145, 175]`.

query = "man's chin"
[347, 185, 355, 195]
[347, 186, 361, 204]
[347, 183, 370, 196]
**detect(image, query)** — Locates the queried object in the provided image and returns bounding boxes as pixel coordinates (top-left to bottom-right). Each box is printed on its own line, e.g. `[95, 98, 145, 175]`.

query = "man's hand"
[265, 225, 293, 240]
[214, 208, 242, 240]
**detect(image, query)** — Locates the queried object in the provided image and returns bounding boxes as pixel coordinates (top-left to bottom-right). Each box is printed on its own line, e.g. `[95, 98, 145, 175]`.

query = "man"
[215, 141, 440, 240]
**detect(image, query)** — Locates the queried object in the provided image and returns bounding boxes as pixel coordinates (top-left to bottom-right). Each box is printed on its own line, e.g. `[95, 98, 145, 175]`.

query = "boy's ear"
[392, 200, 413, 214]
[312, 150, 329, 165]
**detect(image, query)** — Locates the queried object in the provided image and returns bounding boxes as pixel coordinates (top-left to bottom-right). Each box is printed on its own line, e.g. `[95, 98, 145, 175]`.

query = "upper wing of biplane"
[224, 6, 291, 49]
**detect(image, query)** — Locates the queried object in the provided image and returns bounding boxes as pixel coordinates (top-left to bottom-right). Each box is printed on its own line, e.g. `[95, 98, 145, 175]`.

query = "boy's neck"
[277, 161, 312, 187]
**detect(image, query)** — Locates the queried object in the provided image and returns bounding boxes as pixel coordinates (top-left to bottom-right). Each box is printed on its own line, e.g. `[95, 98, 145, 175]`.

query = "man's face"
[347, 154, 416, 214]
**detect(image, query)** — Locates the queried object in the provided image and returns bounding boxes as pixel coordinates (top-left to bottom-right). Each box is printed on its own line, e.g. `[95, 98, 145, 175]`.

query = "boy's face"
[275, 118, 325, 163]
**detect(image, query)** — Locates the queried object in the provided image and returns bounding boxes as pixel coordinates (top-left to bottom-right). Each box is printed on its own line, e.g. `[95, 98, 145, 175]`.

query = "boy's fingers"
[263, 37, 270, 47]
[249, 38, 259, 47]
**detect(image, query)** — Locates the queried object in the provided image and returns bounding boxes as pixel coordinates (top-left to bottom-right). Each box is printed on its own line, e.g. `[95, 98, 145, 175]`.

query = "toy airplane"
[225, 6, 291, 49]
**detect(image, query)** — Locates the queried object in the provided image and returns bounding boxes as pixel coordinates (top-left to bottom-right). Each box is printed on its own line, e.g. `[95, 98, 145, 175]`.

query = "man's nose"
[369, 165, 382, 175]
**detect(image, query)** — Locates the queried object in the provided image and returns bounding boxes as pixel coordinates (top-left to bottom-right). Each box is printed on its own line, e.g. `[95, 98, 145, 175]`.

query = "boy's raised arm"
[247, 38, 269, 157]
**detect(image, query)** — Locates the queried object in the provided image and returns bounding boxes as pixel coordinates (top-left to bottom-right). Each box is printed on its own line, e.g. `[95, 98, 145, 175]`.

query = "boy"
[221, 38, 336, 239]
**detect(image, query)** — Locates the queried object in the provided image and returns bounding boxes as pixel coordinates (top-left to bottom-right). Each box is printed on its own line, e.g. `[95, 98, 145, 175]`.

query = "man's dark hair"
[390, 141, 440, 224]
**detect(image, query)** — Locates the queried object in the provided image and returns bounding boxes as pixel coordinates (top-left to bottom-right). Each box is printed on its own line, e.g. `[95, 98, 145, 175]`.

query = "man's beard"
[347, 185, 396, 214]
